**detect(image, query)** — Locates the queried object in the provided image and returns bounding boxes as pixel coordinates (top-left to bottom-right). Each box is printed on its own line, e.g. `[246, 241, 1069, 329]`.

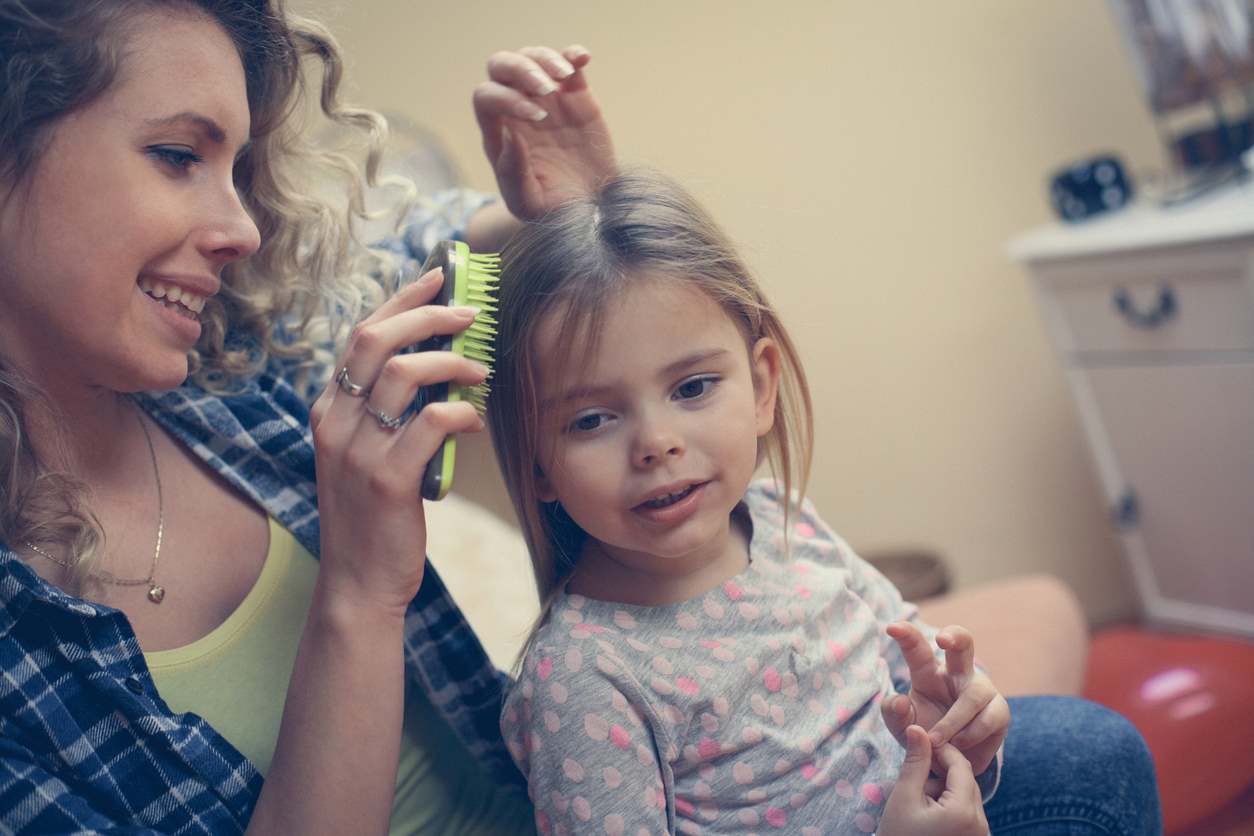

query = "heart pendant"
[147, 585, 166, 604]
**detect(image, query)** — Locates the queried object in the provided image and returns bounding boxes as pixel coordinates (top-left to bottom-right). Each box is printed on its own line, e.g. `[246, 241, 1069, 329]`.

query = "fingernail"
[555, 60, 575, 78]
[472, 361, 491, 377]
[529, 70, 558, 95]
[515, 101, 548, 121]
[452, 305, 480, 318]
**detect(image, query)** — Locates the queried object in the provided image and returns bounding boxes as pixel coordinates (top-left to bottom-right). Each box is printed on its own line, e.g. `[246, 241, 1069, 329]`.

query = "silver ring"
[365, 403, 408, 431]
[336, 366, 371, 398]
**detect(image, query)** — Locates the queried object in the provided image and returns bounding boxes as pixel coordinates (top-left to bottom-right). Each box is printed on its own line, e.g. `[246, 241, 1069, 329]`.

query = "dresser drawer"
[1034, 244, 1254, 354]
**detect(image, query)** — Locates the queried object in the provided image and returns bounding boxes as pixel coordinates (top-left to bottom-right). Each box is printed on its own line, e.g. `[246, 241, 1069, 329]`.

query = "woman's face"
[0, 9, 260, 398]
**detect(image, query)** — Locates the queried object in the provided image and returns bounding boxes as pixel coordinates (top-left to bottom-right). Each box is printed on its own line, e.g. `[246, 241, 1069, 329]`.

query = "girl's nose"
[197, 187, 261, 266]
[633, 422, 685, 468]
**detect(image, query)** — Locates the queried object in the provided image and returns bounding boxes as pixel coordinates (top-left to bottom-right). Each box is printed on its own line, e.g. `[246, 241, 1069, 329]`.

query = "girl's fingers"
[933, 743, 980, 803]
[886, 622, 939, 682]
[879, 692, 916, 744]
[949, 695, 1010, 751]
[927, 680, 994, 748]
[937, 625, 976, 685]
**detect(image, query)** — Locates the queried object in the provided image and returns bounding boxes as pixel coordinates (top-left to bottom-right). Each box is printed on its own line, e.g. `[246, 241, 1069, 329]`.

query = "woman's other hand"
[308, 268, 489, 614]
[474, 45, 616, 220]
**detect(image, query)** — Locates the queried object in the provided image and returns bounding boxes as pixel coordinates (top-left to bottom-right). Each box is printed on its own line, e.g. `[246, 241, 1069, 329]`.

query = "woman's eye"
[147, 146, 203, 172]
[674, 376, 718, 400]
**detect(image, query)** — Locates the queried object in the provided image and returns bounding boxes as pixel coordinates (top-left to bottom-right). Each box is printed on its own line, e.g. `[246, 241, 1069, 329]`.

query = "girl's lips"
[633, 481, 708, 526]
[142, 285, 202, 343]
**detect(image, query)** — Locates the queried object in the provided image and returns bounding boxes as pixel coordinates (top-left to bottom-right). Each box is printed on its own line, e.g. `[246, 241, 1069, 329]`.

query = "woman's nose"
[197, 187, 261, 266]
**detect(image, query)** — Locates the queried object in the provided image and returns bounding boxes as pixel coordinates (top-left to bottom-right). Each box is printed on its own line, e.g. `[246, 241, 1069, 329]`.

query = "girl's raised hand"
[878, 726, 990, 836]
[473, 45, 616, 220]
[881, 622, 1010, 777]
[308, 268, 489, 615]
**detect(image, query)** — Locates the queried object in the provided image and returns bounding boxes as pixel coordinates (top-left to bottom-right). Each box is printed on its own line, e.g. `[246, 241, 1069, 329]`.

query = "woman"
[0, 0, 611, 831]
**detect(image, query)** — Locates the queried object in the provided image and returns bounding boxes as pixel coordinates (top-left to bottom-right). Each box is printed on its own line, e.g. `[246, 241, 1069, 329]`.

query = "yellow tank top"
[145, 518, 532, 835]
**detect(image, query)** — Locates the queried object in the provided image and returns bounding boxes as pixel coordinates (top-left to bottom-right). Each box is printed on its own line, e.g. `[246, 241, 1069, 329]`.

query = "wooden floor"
[1174, 783, 1254, 836]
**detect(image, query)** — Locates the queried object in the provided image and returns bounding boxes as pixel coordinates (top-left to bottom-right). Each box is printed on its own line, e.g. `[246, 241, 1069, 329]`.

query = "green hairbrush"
[414, 240, 500, 501]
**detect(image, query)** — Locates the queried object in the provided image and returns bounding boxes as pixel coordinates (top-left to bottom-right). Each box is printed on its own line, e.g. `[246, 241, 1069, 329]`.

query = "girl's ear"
[750, 337, 782, 437]
[535, 464, 559, 503]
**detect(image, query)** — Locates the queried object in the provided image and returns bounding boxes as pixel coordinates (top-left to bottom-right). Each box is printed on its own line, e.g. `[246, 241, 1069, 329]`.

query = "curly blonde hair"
[0, 0, 403, 593]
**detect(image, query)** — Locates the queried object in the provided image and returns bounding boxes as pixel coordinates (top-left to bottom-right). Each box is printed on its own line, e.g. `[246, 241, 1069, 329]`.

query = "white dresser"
[1008, 179, 1254, 638]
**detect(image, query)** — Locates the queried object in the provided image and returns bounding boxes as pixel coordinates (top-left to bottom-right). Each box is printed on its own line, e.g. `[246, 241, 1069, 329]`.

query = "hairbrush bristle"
[457, 252, 501, 416]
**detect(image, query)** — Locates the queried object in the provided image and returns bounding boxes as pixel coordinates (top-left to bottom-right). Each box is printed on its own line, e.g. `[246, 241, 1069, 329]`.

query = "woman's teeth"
[139, 279, 207, 315]
[642, 484, 697, 509]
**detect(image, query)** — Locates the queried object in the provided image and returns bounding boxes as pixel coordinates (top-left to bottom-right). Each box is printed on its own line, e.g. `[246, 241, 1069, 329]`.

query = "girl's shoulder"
[743, 478, 859, 565]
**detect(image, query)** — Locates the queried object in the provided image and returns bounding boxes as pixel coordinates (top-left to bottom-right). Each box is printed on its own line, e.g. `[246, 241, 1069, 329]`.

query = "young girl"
[487, 170, 1008, 834]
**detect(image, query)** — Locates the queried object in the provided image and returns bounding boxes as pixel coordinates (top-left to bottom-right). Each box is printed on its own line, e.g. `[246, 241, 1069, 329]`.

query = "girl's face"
[533, 276, 780, 597]
[0, 10, 260, 399]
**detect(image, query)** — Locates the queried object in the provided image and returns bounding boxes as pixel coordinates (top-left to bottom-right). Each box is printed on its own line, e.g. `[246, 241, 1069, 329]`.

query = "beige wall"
[299, 1, 1167, 626]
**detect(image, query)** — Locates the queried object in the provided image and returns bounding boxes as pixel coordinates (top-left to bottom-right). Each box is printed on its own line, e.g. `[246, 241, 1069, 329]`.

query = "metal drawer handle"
[1112, 285, 1177, 329]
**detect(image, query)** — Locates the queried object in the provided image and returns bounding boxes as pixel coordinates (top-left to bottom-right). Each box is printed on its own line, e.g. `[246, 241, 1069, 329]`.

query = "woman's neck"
[24, 379, 144, 490]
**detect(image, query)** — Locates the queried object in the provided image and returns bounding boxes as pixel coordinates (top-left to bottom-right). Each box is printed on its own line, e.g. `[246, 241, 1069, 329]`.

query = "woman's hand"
[881, 622, 1011, 778]
[473, 44, 616, 220]
[308, 268, 489, 615]
[877, 726, 990, 836]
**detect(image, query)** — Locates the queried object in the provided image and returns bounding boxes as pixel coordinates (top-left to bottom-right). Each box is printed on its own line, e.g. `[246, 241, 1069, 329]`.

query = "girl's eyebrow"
[541, 348, 731, 408]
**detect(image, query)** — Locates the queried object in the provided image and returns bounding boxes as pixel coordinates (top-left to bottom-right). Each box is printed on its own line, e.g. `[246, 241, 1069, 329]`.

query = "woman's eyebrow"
[142, 111, 250, 156]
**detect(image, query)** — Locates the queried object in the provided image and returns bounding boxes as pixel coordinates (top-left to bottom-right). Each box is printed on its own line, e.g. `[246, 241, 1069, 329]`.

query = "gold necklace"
[25, 401, 166, 604]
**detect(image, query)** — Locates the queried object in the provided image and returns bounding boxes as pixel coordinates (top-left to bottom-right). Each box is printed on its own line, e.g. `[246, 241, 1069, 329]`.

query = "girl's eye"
[674, 375, 718, 401]
[147, 146, 203, 172]
[568, 412, 609, 434]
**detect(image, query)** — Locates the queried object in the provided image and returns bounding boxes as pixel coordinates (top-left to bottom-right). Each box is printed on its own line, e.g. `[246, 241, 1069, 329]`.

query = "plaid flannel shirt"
[0, 190, 522, 833]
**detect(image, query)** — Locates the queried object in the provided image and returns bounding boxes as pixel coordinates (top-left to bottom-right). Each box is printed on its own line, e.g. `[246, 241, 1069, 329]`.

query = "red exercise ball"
[1083, 625, 1254, 834]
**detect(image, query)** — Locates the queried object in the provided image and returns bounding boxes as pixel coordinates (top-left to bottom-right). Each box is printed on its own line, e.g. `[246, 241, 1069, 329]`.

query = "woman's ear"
[750, 337, 782, 437]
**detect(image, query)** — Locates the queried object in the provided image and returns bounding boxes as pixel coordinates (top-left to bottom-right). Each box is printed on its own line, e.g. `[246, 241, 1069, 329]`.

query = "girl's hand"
[878, 726, 990, 836]
[473, 44, 616, 220]
[882, 622, 1011, 777]
[308, 268, 489, 614]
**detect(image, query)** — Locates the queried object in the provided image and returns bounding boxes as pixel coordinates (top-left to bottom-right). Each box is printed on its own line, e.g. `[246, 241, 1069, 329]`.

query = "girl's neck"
[566, 510, 753, 607]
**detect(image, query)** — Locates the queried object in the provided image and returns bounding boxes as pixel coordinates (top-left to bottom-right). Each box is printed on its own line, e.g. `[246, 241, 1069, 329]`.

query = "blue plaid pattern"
[0, 190, 521, 833]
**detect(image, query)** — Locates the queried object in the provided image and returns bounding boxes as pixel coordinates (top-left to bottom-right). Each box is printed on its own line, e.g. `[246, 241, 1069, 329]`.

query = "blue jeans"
[984, 696, 1162, 835]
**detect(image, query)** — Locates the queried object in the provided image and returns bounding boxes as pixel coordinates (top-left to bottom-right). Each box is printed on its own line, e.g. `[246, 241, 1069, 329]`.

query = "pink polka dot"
[750, 694, 769, 716]
[854, 811, 877, 832]
[827, 640, 848, 662]
[712, 696, 730, 716]
[835, 779, 854, 798]
[854, 746, 871, 767]
[565, 649, 583, 672]
[802, 828, 822, 836]
[562, 758, 585, 782]
[572, 796, 592, 821]
[544, 710, 561, 732]
[700, 713, 719, 733]
[603, 766, 622, 788]
[613, 611, 637, 629]
[697, 737, 720, 759]
[652, 655, 674, 675]
[795, 521, 816, 537]
[861, 783, 885, 805]
[703, 599, 725, 619]
[578, 623, 608, 633]
[795, 585, 812, 598]
[739, 602, 761, 620]
[650, 676, 675, 695]
[658, 636, 684, 649]
[603, 814, 625, 836]
[675, 798, 695, 817]
[536, 810, 552, 835]
[585, 713, 609, 741]
[610, 725, 631, 749]
[723, 580, 744, 600]
[733, 761, 754, 783]
[676, 612, 699, 630]
[695, 664, 716, 680]
[537, 657, 554, 680]
[742, 726, 763, 744]
[765, 806, 788, 827]
[550, 682, 569, 704]
[799, 762, 818, 780]
[713, 647, 736, 663]
[763, 667, 782, 692]
[774, 758, 790, 775]
[676, 677, 700, 696]
[698, 802, 718, 821]
[738, 809, 759, 826]
[770, 705, 786, 725]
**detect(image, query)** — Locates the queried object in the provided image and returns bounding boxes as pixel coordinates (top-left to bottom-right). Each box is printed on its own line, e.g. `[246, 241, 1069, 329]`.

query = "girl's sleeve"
[502, 652, 673, 835]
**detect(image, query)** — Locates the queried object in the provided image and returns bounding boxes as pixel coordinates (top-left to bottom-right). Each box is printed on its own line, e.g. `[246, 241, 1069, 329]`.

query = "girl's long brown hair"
[488, 169, 814, 671]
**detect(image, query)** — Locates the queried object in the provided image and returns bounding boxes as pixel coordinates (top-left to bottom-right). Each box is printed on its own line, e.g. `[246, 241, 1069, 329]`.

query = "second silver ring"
[365, 403, 408, 431]
[336, 366, 371, 398]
